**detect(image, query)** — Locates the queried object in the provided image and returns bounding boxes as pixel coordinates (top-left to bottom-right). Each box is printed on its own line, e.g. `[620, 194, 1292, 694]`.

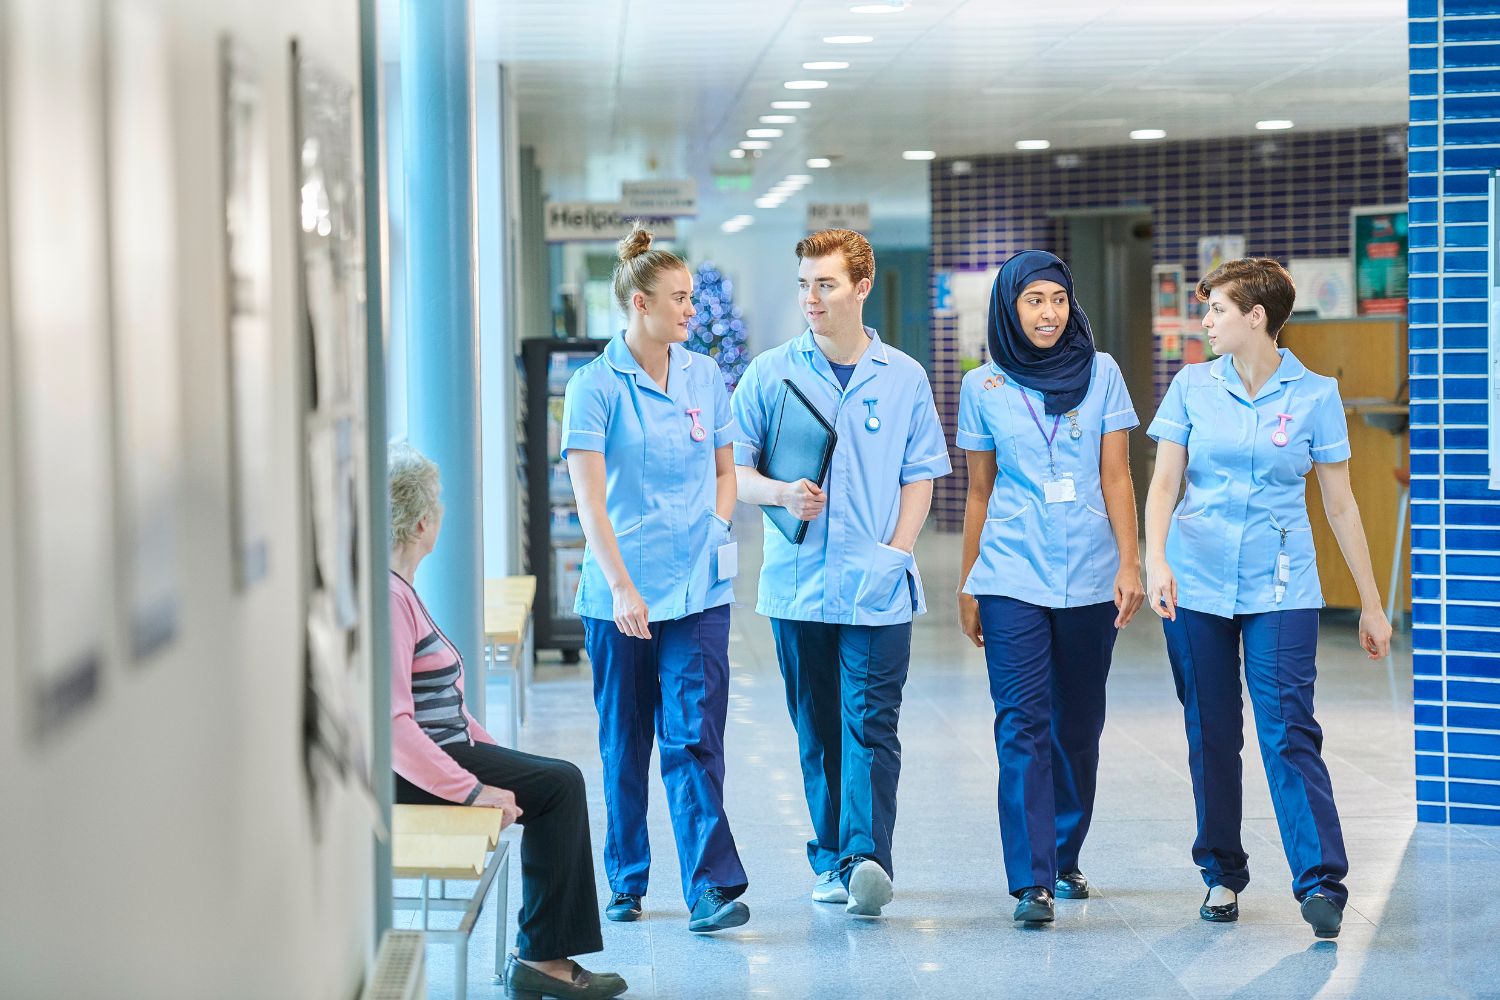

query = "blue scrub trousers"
[1163, 606, 1348, 907]
[770, 617, 912, 885]
[977, 596, 1118, 895]
[583, 604, 747, 909]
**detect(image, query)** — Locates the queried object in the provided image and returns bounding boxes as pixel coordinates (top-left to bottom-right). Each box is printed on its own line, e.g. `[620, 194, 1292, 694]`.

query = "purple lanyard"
[1017, 387, 1062, 476]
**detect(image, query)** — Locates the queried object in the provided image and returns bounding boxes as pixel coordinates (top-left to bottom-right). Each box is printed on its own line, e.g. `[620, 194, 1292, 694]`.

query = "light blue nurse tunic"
[1146, 348, 1351, 617]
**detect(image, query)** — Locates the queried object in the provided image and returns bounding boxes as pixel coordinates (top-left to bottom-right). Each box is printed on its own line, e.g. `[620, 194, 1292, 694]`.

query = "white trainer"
[845, 859, 893, 917]
[811, 870, 848, 904]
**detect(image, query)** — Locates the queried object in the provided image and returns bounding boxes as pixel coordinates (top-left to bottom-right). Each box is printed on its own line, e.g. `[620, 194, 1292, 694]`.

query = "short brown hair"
[612, 222, 689, 312]
[795, 228, 875, 286]
[1196, 258, 1296, 338]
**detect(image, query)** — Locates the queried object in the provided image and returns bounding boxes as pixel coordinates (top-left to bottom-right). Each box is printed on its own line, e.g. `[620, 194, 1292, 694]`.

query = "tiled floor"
[409, 519, 1500, 999]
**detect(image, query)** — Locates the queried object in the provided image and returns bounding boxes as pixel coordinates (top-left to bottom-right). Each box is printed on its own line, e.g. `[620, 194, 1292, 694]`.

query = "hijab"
[986, 249, 1096, 415]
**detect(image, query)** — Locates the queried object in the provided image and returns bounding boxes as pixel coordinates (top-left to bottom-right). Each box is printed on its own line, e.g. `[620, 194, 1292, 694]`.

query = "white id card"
[717, 541, 739, 581]
[1044, 474, 1077, 504]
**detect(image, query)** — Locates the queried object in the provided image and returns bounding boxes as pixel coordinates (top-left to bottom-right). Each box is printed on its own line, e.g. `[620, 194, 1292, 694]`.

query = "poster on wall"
[1352, 205, 1408, 317]
[948, 268, 998, 372]
[221, 38, 274, 590]
[292, 41, 377, 837]
[1196, 235, 1246, 283]
[4, 0, 113, 734]
[109, 0, 182, 661]
[1152, 265, 1185, 362]
[1289, 257, 1356, 320]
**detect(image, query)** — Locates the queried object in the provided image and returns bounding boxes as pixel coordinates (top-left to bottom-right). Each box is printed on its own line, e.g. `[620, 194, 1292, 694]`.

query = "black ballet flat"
[1199, 889, 1239, 923]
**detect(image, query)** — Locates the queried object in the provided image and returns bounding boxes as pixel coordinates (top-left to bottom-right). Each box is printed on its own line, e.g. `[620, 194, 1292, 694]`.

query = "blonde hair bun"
[618, 223, 653, 261]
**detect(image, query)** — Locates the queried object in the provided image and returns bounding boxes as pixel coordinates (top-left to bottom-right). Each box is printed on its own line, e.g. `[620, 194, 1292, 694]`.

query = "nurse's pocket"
[614, 519, 645, 584]
[858, 542, 918, 615]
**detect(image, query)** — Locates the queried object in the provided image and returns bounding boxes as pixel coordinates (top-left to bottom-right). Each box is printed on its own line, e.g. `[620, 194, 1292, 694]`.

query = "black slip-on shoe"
[1054, 871, 1090, 899]
[688, 887, 750, 933]
[604, 892, 641, 922]
[1199, 889, 1239, 923]
[502, 955, 628, 1000]
[1013, 886, 1055, 923]
[1300, 892, 1342, 939]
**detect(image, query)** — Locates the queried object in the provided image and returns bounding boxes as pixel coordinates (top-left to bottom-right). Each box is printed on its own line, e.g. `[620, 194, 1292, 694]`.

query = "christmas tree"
[685, 261, 750, 391]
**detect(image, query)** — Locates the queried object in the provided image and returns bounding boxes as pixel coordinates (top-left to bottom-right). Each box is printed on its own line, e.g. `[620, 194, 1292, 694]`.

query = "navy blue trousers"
[977, 596, 1118, 895]
[583, 604, 747, 909]
[1163, 606, 1349, 906]
[770, 617, 912, 885]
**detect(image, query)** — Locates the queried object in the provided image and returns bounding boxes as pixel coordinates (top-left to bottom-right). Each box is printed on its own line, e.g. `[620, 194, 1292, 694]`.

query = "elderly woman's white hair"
[388, 441, 441, 548]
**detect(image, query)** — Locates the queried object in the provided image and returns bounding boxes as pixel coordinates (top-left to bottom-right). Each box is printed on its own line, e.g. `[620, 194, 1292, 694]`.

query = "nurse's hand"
[1359, 606, 1392, 659]
[958, 593, 984, 648]
[1113, 563, 1146, 628]
[780, 479, 827, 520]
[611, 582, 653, 640]
[1145, 557, 1177, 621]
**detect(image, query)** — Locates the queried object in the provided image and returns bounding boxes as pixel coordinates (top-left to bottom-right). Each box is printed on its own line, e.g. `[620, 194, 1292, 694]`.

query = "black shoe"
[1054, 871, 1090, 899]
[1199, 889, 1239, 923]
[1013, 886, 1055, 923]
[604, 892, 641, 922]
[1301, 892, 1342, 939]
[502, 954, 628, 1000]
[688, 887, 750, 933]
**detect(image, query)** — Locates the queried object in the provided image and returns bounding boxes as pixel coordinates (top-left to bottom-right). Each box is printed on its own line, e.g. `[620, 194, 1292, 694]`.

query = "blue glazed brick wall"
[928, 127, 1408, 530]
[1410, 0, 1500, 827]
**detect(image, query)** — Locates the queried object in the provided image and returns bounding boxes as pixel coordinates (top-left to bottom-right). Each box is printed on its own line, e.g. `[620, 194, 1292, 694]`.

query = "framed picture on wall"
[1351, 205, 1409, 317]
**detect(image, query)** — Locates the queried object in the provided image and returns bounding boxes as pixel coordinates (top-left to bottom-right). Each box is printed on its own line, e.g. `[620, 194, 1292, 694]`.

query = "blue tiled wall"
[928, 128, 1408, 529]
[1410, 0, 1500, 827]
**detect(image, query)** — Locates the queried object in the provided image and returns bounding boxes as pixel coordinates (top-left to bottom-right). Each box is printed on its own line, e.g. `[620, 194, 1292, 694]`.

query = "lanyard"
[1016, 386, 1062, 477]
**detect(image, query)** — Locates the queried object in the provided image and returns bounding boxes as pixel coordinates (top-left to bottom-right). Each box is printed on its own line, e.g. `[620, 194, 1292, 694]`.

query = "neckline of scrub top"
[1208, 347, 1307, 403]
[602, 333, 696, 401]
[792, 325, 890, 396]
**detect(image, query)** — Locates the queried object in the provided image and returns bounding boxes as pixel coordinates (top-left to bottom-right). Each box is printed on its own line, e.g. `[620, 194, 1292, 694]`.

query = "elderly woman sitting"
[388, 442, 625, 1000]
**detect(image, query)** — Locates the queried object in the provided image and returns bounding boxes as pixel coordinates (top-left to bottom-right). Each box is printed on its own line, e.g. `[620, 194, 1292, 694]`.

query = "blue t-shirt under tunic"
[829, 361, 856, 389]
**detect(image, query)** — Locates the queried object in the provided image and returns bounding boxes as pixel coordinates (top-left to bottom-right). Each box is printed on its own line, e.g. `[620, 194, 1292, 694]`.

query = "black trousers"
[395, 741, 604, 960]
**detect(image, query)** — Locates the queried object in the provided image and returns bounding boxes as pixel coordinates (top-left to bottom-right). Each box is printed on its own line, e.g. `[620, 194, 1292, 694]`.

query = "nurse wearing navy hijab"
[563, 224, 749, 934]
[956, 250, 1145, 924]
[1144, 257, 1391, 940]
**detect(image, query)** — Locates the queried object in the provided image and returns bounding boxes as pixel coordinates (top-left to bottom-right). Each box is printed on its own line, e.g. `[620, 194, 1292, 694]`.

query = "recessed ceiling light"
[773, 100, 812, 110]
[803, 61, 849, 70]
[747, 128, 784, 138]
[1130, 128, 1166, 140]
[755, 197, 781, 209]
[784, 80, 829, 90]
[1015, 139, 1051, 150]
[729, 149, 746, 159]
[824, 34, 874, 44]
[731, 214, 753, 224]
[1256, 119, 1294, 130]
[851, 2, 904, 13]
[902, 149, 936, 160]
[760, 115, 797, 124]
[807, 157, 832, 168]
[740, 140, 772, 149]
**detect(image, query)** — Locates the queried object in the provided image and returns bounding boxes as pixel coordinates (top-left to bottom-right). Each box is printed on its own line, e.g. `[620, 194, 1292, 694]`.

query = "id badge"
[717, 541, 739, 582]
[1044, 474, 1077, 504]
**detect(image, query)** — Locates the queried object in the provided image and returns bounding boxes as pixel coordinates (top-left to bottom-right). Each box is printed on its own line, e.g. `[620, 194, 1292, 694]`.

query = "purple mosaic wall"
[929, 126, 1409, 530]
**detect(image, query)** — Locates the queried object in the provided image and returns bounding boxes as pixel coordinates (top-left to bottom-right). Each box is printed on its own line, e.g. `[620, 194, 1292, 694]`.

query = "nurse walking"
[956, 251, 1146, 924]
[733, 228, 951, 918]
[1144, 258, 1391, 940]
[562, 225, 749, 934]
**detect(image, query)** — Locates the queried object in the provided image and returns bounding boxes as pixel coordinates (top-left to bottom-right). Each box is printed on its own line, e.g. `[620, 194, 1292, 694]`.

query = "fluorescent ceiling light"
[773, 100, 811, 109]
[729, 148, 745, 158]
[1130, 128, 1166, 140]
[755, 197, 781, 209]
[851, 2, 904, 13]
[760, 115, 797, 124]
[784, 80, 829, 90]
[824, 34, 874, 43]
[807, 157, 832, 168]
[902, 149, 936, 160]
[731, 215, 753, 224]
[740, 140, 772, 149]
[747, 128, 784, 138]
[785, 174, 813, 183]
[1015, 139, 1051, 150]
[1256, 119, 1294, 130]
[803, 61, 849, 70]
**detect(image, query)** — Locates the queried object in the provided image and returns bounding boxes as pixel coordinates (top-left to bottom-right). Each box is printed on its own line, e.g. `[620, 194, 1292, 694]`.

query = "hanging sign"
[621, 179, 698, 216]
[806, 201, 870, 232]
[544, 201, 677, 242]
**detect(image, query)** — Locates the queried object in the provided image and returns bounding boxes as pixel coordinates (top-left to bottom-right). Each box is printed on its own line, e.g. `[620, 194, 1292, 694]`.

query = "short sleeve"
[1147, 368, 1192, 446]
[1309, 382, 1352, 463]
[900, 373, 953, 485]
[560, 371, 609, 458]
[730, 360, 768, 467]
[955, 376, 994, 452]
[711, 371, 741, 449]
[1098, 358, 1140, 434]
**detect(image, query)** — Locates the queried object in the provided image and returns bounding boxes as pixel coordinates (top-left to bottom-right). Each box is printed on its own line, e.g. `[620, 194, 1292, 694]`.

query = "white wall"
[0, 0, 375, 996]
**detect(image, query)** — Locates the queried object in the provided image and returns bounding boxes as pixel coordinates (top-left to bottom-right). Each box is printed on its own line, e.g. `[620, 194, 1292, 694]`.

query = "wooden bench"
[484, 575, 537, 743]
[391, 804, 513, 1000]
